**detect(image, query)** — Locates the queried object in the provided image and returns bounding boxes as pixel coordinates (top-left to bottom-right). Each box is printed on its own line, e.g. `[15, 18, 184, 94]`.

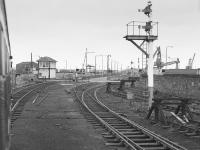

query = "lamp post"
[165, 46, 173, 69]
[107, 54, 111, 75]
[114, 61, 119, 74]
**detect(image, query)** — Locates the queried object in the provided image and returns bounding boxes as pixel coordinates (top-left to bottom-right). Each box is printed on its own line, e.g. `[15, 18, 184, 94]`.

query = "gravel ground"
[11, 82, 116, 150]
[97, 87, 200, 150]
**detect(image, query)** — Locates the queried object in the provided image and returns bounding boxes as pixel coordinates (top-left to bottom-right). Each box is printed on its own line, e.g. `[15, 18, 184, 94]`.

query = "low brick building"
[16, 62, 38, 74]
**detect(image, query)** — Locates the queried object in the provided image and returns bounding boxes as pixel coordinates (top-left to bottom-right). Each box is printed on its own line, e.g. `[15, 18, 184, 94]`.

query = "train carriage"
[0, 0, 12, 150]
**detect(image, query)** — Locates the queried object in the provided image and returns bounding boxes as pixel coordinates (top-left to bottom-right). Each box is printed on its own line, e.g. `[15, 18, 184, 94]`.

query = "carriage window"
[0, 29, 2, 75]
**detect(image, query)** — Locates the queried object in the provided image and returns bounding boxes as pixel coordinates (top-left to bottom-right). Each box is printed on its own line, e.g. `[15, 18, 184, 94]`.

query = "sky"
[6, 0, 200, 69]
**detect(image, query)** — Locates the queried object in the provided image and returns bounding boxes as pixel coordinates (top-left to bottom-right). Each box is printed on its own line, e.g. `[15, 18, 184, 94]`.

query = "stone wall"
[154, 75, 200, 100]
[134, 75, 200, 113]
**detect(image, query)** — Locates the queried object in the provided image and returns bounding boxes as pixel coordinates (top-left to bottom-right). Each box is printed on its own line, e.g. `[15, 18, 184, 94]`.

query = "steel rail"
[74, 83, 188, 150]
[13, 82, 44, 95]
[94, 87, 187, 150]
[74, 84, 149, 149]
[12, 88, 35, 111]
[11, 82, 49, 112]
[84, 90, 143, 149]
[73, 84, 137, 149]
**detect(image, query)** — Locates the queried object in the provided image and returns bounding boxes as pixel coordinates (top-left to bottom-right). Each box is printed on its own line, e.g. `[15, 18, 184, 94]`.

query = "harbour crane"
[186, 53, 195, 69]
[160, 58, 180, 69]
[153, 46, 180, 69]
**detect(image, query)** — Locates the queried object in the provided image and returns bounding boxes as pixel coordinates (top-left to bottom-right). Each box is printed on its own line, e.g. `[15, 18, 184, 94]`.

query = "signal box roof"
[37, 56, 57, 62]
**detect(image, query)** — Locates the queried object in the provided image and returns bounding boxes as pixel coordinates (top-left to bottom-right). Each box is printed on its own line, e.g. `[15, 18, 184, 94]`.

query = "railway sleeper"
[138, 142, 163, 148]
[143, 147, 167, 150]
[11, 118, 17, 122]
[102, 117, 118, 120]
[127, 134, 148, 138]
[106, 122, 126, 125]
[111, 125, 132, 129]
[109, 123, 129, 126]
[117, 128, 138, 132]
[12, 111, 22, 114]
[102, 134, 115, 139]
[108, 123, 128, 126]
[121, 131, 142, 135]
[98, 115, 116, 118]
[185, 131, 200, 136]
[92, 123, 102, 127]
[87, 120, 99, 123]
[103, 118, 121, 121]
[125, 133, 147, 138]
[189, 135, 200, 138]
[95, 111, 110, 115]
[132, 138, 155, 143]
[104, 119, 123, 122]
[12, 115, 21, 118]
[120, 129, 139, 133]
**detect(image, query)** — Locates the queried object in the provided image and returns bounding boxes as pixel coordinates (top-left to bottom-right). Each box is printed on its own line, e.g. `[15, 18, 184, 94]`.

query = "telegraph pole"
[85, 48, 88, 73]
[95, 56, 97, 75]
[95, 55, 102, 76]
[85, 48, 95, 74]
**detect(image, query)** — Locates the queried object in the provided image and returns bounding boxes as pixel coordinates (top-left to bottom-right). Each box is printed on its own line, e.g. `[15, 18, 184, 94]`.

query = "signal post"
[124, 1, 158, 108]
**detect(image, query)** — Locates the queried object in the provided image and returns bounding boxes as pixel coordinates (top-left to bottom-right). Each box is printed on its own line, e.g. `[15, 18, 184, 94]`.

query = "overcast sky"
[6, 0, 200, 69]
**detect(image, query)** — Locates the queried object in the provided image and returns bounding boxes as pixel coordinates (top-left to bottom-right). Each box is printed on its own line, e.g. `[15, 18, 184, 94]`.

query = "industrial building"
[16, 62, 38, 74]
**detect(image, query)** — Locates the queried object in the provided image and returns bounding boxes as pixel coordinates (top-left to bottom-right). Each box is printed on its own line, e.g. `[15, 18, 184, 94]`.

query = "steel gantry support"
[124, 1, 158, 108]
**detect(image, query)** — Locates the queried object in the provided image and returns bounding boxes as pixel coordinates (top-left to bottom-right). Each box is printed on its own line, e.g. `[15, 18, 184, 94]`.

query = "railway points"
[10, 82, 113, 150]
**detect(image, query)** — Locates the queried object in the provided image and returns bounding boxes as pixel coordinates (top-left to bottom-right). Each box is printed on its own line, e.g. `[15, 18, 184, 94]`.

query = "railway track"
[73, 83, 187, 150]
[109, 85, 200, 139]
[11, 82, 54, 127]
[12, 82, 39, 94]
[11, 82, 45, 109]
